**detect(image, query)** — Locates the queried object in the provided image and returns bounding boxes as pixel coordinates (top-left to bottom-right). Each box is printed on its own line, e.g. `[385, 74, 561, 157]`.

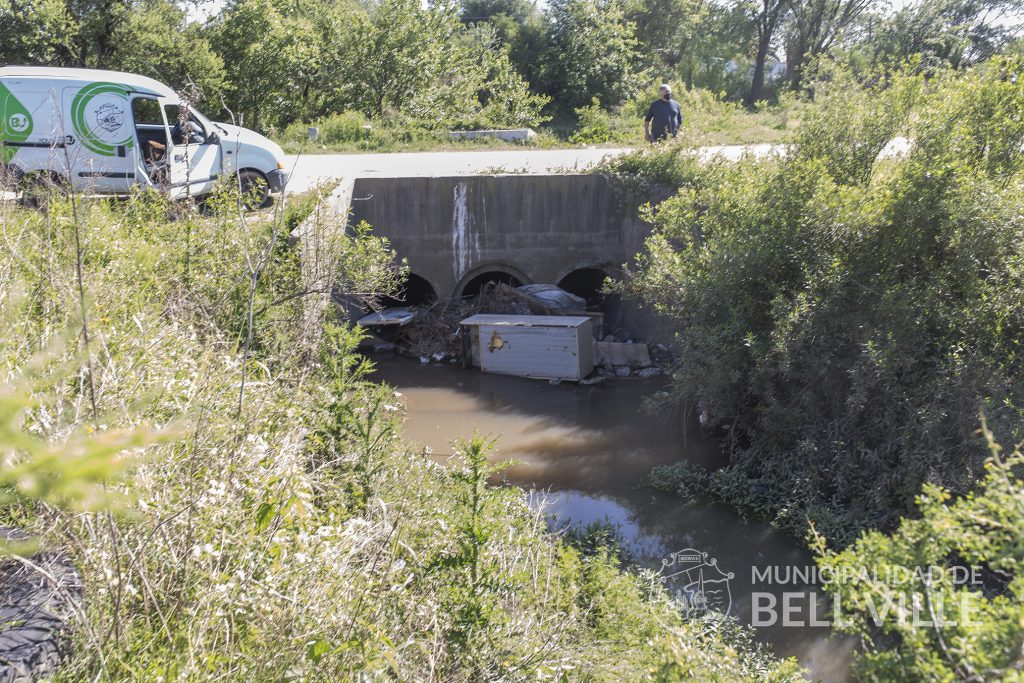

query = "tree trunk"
[788, 35, 807, 90]
[746, 30, 772, 107]
[745, 0, 785, 107]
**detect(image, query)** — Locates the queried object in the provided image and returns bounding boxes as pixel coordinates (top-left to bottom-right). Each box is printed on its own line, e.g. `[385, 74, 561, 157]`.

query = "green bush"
[281, 110, 373, 147]
[621, 58, 1024, 544]
[570, 97, 632, 144]
[814, 423, 1024, 681]
[649, 460, 709, 499]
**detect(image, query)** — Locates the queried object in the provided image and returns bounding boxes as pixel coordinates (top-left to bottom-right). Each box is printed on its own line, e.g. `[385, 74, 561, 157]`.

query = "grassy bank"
[0, 188, 801, 680]
[274, 88, 804, 154]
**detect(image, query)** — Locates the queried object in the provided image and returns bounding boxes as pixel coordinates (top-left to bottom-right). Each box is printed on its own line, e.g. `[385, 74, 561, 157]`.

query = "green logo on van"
[71, 82, 134, 157]
[0, 81, 33, 163]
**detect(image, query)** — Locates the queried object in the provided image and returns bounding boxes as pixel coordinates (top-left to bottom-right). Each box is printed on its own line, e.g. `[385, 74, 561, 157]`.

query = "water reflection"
[371, 355, 857, 681]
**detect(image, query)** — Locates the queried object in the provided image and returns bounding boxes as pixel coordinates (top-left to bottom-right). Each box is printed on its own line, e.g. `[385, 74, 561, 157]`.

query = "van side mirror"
[206, 131, 219, 145]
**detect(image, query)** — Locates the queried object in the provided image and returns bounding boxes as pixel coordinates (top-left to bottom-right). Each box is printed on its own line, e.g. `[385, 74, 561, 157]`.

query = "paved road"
[282, 144, 779, 194]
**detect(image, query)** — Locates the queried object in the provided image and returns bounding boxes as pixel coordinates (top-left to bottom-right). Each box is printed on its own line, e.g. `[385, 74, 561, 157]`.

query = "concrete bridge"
[345, 174, 656, 306]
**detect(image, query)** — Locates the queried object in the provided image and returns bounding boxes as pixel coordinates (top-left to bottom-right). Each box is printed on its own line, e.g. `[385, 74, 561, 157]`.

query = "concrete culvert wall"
[347, 174, 654, 299]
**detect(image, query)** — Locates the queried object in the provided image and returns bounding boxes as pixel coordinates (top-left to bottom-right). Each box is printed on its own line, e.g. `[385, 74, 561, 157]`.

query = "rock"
[614, 366, 632, 377]
[602, 334, 618, 343]
[548, 378, 562, 386]
[419, 356, 430, 364]
[637, 367, 662, 378]
[375, 343, 396, 352]
[431, 352, 446, 362]
[580, 375, 606, 385]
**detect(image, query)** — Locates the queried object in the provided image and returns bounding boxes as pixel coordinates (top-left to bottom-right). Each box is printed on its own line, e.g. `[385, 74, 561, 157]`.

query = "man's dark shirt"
[645, 98, 682, 140]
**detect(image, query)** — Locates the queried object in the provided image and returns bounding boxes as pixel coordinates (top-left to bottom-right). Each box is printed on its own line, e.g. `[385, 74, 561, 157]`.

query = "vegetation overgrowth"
[616, 55, 1024, 680]
[813, 421, 1024, 681]
[0, 186, 802, 679]
[615, 55, 1024, 552]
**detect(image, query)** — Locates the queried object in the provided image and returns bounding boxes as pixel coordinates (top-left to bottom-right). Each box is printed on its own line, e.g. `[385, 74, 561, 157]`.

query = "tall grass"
[0, 187, 801, 680]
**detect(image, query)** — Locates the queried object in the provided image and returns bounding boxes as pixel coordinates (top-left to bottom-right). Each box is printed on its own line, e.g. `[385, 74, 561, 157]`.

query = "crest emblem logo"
[94, 103, 125, 134]
[8, 113, 29, 133]
[660, 547, 734, 617]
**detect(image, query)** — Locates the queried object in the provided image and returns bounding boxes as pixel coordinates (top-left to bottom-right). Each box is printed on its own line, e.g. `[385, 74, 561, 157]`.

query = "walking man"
[644, 84, 682, 142]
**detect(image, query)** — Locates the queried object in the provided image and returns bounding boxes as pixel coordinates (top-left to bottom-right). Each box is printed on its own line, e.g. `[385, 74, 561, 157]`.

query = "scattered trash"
[358, 307, 418, 327]
[515, 284, 585, 312]
[358, 281, 675, 383]
[595, 341, 652, 369]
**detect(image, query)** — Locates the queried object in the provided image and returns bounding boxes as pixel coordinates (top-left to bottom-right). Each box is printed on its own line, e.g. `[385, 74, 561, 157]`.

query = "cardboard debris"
[594, 341, 652, 369]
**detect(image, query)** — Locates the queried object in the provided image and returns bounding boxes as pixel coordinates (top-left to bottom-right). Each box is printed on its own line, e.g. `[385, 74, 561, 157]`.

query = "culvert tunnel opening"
[377, 273, 438, 308]
[557, 268, 614, 310]
[459, 271, 523, 298]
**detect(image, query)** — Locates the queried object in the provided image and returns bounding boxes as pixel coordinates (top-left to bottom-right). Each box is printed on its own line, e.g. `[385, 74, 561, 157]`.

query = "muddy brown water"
[370, 354, 858, 681]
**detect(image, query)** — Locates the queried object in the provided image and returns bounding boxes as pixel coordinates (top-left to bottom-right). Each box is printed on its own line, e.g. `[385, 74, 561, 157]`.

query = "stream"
[370, 354, 858, 681]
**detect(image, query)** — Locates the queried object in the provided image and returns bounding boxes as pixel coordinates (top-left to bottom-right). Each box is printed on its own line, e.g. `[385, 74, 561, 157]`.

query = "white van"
[0, 66, 288, 206]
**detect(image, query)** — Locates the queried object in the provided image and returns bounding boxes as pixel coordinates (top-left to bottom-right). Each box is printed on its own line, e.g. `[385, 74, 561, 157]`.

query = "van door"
[130, 96, 170, 189]
[62, 83, 137, 194]
[165, 103, 221, 200]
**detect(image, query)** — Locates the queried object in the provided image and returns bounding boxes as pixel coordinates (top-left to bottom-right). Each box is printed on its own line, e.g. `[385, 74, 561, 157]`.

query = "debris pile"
[367, 283, 587, 361]
[358, 282, 678, 382]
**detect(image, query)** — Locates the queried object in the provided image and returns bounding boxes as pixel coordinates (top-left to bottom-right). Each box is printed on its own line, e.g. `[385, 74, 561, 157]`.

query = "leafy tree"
[0, 0, 224, 102]
[211, 0, 312, 130]
[459, 0, 548, 90]
[745, 0, 788, 105]
[108, 0, 225, 100]
[625, 0, 709, 73]
[473, 40, 551, 128]
[460, 0, 536, 24]
[866, 0, 1024, 69]
[542, 0, 643, 115]
[339, 0, 462, 120]
[785, 0, 875, 90]
[679, 2, 759, 95]
[0, 0, 79, 65]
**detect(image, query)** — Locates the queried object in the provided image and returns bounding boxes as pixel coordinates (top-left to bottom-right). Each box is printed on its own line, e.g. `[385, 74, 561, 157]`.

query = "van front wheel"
[236, 170, 271, 210]
[20, 172, 68, 211]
